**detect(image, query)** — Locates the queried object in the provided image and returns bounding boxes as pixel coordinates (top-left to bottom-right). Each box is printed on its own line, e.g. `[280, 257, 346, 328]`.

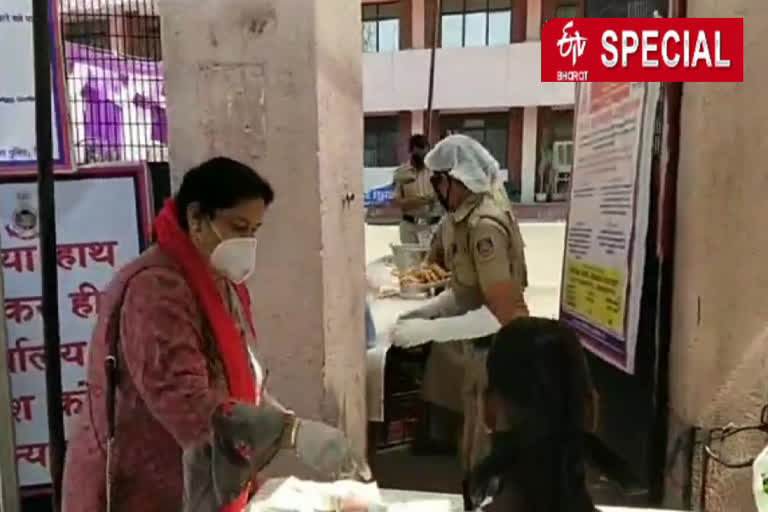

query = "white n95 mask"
[210, 237, 258, 284]
[753, 444, 768, 511]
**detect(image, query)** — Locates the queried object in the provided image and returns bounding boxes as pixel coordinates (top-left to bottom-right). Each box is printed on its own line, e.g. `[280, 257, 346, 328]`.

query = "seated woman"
[468, 317, 597, 512]
[63, 157, 364, 512]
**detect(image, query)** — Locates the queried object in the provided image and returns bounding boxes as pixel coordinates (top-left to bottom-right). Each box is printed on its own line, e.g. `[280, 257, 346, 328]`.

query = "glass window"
[554, 4, 580, 17]
[378, 2, 400, 18]
[488, 10, 511, 46]
[364, 116, 400, 167]
[440, 113, 509, 168]
[440, 0, 512, 48]
[463, 12, 487, 47]
[442, 0, 464, 14]
[466, 0, 488, 12]
[63, 18, 111, 50]
[378, 19, 400, 51]
[362, 21, 378, 52]
[484, 128, 508, 167]
[362, 2, 401, 53]
[441, 14, 464, 48]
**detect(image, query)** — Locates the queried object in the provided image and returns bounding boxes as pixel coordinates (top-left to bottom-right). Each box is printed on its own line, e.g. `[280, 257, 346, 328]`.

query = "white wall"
[363, 43, 575, 113]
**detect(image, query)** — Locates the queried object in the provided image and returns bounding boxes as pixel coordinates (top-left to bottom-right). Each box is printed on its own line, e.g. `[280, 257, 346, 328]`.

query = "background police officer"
[391, 135, 441, 244]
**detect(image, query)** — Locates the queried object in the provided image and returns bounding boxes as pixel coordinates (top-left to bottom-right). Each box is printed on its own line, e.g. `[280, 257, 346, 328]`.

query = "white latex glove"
[392, 308, 501, 348]
[391, 318, 436, 348]
[294, 419, 371, 481]
[398, 289, 464, 321]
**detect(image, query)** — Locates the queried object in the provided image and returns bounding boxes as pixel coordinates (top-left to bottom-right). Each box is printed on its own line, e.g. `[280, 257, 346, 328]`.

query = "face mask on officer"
[430, 172, 470, 212]
[411, 146, 428, 167]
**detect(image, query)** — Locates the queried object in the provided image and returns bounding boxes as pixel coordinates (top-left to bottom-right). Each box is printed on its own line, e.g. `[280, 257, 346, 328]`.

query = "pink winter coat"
[62, 246, 237, 512]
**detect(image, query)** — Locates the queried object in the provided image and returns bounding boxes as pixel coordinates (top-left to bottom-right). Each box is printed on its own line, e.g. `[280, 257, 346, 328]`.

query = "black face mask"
[430, 173, 453, 211]
[411, 148, 427, 168]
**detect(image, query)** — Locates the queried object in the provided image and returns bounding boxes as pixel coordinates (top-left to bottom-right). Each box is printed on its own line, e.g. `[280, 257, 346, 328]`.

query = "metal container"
[390, 243, 428, 274]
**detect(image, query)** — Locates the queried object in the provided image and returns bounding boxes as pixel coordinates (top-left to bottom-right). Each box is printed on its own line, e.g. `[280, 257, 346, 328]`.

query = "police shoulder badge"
[475, 237, 495, 261]
[6, 192, 38, 240]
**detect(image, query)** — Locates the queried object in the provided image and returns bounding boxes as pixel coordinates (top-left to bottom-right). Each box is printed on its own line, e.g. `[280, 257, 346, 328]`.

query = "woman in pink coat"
[62, 157, 362, 512]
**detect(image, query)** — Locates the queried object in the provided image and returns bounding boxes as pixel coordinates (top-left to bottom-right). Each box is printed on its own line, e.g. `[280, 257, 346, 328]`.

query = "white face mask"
[754, 444, 768, 511]
[209, 222, 258, 284]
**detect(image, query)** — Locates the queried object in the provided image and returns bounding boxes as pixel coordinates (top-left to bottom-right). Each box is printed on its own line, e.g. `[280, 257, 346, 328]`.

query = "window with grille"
[362, 2, 401, 53]
[63, 16, 111, 50]
[61, 1, 166, 164]
[441, 113, 508, 168]
[441, 0, 512, 49]
[122, 14, 162, 60]
[364, 116, 400, 167]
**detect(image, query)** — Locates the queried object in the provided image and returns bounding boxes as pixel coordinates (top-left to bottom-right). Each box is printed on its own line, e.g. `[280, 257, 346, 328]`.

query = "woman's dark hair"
[487, 317, 595, 512]
[174, 157, 275, 230]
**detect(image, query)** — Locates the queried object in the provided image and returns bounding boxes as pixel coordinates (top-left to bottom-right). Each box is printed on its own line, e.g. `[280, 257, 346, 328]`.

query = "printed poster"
[1, 165, 151, 486]
[0, 0, 72, 171]
[560, 82, 660, 374]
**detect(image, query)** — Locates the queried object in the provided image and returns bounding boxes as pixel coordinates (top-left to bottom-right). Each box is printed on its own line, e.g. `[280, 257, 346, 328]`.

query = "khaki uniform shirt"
[392, 163, 439, 219]
[437, 193, 528, 311]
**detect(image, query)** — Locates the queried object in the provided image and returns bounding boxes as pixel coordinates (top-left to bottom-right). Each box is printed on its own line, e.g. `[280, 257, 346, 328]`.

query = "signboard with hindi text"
[559, 82, 660, 375]
[0, 0, 72, 172]
[1, 163, 151, 487]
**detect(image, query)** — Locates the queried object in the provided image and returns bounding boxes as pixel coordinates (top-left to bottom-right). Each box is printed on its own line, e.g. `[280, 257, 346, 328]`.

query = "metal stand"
[425, 0, 441, 142]
[0, 237, 21, 512]
[32, 0, 66, 509]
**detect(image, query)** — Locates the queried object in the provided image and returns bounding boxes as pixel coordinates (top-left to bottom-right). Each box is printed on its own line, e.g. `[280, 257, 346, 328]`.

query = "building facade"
[59, 0, 578, 215]
[361, 0, 579, 212]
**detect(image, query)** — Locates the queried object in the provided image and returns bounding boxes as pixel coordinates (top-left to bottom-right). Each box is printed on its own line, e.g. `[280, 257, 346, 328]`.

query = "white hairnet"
[424, 134, 501, 194]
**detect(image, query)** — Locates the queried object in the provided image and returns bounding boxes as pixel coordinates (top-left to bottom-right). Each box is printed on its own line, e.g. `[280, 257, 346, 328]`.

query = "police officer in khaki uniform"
[392, 134, 529, 479]
[392, 135, 442, 244]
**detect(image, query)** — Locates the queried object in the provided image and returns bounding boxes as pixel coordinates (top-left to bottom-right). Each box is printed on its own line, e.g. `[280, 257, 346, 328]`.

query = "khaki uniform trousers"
[460, 340, 491, 473]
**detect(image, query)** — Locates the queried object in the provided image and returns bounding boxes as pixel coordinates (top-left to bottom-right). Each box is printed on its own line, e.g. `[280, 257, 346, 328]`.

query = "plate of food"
[397, 263, 451, 298]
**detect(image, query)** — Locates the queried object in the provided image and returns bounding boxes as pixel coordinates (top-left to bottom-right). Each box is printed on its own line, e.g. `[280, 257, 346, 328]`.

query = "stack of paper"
[385, 500, 452, 512]
[249, 477, 384, 511]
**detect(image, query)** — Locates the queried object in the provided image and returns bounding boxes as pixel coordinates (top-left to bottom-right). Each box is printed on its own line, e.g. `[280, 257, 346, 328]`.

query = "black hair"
[174, 156, 275, 230]
[409, 134, 429, 152]
[486, 317, 595, 512]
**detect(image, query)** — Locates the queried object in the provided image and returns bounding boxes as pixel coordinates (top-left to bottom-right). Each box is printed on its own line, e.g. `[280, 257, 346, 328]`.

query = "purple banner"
[64, 42, 167, 163]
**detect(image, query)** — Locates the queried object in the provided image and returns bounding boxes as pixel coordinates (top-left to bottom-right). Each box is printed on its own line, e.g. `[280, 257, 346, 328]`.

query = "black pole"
[32, 0, 66, 509]
[425, 0, 441, 142]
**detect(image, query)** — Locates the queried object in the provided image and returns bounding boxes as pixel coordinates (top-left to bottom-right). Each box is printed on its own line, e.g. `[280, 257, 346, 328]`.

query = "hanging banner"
[0, 163, 152, 487]
[0, 0, 73, 172]
[559, 82, 660, 375]
[364, 183, 394, 208]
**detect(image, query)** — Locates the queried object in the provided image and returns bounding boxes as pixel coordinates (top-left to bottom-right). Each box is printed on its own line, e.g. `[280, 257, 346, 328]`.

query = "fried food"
[398, 263, 451, 287]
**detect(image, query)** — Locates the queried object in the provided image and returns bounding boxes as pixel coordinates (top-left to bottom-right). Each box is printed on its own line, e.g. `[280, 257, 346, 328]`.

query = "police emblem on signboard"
[6, 192, 39, 240]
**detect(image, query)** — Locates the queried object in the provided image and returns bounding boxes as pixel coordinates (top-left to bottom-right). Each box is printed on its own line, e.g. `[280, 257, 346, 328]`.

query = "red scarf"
[153, 200, 257, 512]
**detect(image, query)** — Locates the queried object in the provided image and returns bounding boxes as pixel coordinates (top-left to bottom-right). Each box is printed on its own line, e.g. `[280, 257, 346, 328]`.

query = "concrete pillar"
[506, 108, 523, 193]
[520, 106, 537, 203]
[411, 110, 424, 135]
[397, 111, 412, 161]
[159, 0, 367, 461]
[411, 0, 425, 48]
[526, 0, 542, 41]
[664, 2, 768, 510]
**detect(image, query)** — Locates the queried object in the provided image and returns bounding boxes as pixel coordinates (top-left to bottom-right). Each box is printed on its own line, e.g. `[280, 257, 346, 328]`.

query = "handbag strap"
[103, 276, 135, 512]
